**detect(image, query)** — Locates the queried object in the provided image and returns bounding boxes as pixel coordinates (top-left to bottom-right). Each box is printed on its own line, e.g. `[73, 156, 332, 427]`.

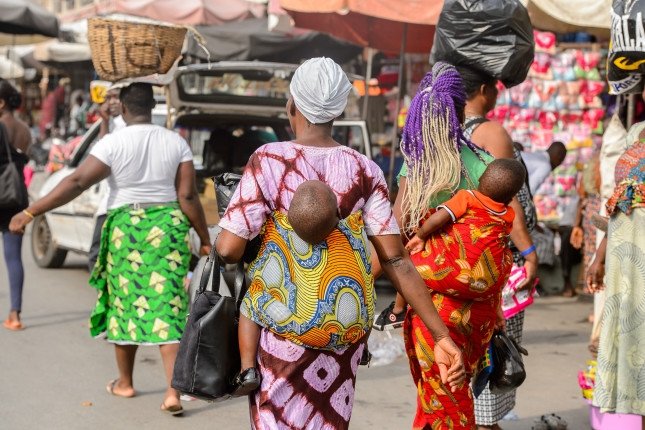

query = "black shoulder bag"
[171, 247, 247, 401]
[214, 173, 261, 263]
[0, 123, 28, 209]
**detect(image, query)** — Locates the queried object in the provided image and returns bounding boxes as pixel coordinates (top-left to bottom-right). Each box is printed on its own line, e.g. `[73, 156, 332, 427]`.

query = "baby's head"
[288, 180, 339, 245]
[478, 159, 526, 205]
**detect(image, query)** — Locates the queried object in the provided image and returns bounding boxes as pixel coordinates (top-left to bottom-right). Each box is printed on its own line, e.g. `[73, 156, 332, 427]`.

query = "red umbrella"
[278, 0, 441, 186]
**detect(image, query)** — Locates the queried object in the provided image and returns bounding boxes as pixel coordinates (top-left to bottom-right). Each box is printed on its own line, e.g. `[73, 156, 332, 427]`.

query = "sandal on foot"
[160, 401, 183, 416]
[232, 367, 261, 396]
[106, 379, 135, 398]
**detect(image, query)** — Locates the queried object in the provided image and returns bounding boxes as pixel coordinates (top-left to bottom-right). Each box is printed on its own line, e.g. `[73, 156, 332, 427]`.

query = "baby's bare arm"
[416, 208, 453, 240]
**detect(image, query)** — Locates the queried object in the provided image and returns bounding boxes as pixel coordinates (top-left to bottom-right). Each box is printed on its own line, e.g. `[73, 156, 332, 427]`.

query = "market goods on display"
[430, 0, 534, 88]
[489, 30, 606, 223]
[608, 0, 645, 94]
[88, 16, 186, 82]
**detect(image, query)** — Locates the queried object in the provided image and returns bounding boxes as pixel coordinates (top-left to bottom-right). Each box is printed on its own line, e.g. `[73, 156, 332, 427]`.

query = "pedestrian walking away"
[0, 80, 31, 331]
[9, 83, 211, 415]
[216, 57, 465, 430]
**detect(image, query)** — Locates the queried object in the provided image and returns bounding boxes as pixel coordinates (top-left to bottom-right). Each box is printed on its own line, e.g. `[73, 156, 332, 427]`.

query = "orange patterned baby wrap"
[405, 189, 515, 429]
[241, 211, 374, 351]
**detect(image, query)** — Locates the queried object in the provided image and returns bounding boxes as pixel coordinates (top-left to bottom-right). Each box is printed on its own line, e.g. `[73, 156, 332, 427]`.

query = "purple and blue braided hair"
[401, 61, 473, 163]
[399, 62, 479, 234]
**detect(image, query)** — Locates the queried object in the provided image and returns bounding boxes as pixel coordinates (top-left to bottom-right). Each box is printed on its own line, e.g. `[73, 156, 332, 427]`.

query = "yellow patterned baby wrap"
[241, 211, 374, 351]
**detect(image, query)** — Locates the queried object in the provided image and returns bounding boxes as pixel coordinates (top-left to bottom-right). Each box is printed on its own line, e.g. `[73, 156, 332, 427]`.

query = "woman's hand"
[405, 235, 425, 255]
[517, 257, 538, 292]
[586, 258, 605, 293]
[9, 211, 32, 235]
[570, 226, 584, 249]
[199, 244, 212, 256]
[434, 337, 466, 392]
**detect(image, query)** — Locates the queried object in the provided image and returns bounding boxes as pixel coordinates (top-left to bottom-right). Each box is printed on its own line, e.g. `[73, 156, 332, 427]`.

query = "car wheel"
[31, 215, 67, 268]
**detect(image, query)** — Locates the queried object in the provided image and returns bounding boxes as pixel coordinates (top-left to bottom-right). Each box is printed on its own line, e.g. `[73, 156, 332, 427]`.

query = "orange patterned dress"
[404, 189, 515, 429]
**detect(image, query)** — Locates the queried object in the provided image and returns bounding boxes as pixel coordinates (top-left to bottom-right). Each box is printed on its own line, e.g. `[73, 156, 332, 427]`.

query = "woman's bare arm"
[176, 161, 210, 253]
[10, 155, 110, 233]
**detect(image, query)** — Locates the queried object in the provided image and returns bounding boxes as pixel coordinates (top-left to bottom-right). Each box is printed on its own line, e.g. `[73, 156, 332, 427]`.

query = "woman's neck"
[294, 126, 337, 148]
[464, 101, 486, 118]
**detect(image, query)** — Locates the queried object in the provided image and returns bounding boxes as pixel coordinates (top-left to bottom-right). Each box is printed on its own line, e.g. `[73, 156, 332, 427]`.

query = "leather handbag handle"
[197, 245, 247, 301]
[232, 262, 247, 303]
[197, 245, 221, 295]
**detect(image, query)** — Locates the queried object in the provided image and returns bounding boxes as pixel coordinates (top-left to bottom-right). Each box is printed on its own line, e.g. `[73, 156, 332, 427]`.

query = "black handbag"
[213, 173, 260, 264]
[0, 123, 28, 210]
[214, 173, 242, 217]
[171, 247, 247, 401]
[488, 331, 529, 394]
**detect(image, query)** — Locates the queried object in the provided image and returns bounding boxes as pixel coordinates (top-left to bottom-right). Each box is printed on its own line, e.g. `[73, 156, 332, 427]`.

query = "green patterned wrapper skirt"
[89, 203, 191, 345]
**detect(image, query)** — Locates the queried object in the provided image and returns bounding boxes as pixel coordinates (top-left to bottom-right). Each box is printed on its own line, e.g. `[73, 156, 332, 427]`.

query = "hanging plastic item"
[488, 331, 528, 394]
[430, 0, 534, 88]
[608, 0, 645, 94]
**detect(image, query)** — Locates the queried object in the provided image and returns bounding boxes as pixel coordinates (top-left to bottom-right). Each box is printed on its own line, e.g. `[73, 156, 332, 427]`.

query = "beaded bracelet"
[520, 244, 536, 257]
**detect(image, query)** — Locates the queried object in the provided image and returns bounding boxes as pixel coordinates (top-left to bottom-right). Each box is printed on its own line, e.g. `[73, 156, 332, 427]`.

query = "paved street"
[1, 236, 593, 429]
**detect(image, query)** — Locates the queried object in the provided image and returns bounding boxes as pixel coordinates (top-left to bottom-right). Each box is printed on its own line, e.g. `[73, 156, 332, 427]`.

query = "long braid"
[400, 62, 471, 235]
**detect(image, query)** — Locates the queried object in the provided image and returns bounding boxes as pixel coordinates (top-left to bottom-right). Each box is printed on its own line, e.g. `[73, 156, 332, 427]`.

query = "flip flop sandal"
[160, 401, 184, 416]
[106, 379, 135, 398]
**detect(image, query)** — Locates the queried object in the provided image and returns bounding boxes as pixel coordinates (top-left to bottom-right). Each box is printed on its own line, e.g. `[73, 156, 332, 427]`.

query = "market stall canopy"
[0, 56, 25, 79]
[184, 18, 362, 63]
[88, 0, 265, 26]
[521, 0, 611, 38]
[278, 0, 441, 24]
[278, 0, 438, 53]
[0, 0, 59, 45]
[34, 40, 91, 63]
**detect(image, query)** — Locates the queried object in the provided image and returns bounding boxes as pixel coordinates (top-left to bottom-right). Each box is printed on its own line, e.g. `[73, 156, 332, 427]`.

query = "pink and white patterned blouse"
[219, 141, 399, 239]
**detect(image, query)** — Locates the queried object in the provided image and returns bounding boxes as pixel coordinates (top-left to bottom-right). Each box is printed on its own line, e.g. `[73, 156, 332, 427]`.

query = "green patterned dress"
[89, 203, 191, 345]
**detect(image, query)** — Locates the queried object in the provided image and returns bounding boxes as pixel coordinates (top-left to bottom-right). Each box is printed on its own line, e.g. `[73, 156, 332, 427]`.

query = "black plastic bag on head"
[608, 0, 645, 94]
[430, 0, 534, 88]
[489, 331, 528, 394]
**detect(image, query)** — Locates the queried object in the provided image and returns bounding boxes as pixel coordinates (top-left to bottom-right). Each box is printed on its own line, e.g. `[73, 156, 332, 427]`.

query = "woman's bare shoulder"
[471, 120, 513, 158]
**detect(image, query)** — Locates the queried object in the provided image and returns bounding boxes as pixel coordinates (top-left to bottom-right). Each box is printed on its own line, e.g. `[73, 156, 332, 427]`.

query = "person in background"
[88, 83, 127, 272]
[10, 83, 211, 415]
[38, 79, 67, 141]
[520, 141, 568, 195]
[0, 80, 31, 331]
[98, 83, 126, 139]
[588, 131, 645, 424]
[68, 91, 86, 136]
[556, 193, 582, 298]
[570, 153, 601, 284]
[521, 141, 577, 298]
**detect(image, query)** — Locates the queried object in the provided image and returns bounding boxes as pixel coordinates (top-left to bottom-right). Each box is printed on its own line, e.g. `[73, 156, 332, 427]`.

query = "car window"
[152, 111, 167, 127]
[176, 125, 282, 176]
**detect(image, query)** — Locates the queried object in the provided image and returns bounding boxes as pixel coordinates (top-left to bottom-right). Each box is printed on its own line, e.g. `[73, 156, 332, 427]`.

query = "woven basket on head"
[88, 17, 187, 82]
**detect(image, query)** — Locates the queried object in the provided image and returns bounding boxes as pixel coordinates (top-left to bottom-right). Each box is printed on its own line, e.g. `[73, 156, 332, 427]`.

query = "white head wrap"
[289, 57, 353, 124]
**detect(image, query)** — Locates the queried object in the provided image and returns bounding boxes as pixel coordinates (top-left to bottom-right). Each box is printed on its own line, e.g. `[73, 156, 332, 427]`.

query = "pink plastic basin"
[589, 403, 642, 430]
